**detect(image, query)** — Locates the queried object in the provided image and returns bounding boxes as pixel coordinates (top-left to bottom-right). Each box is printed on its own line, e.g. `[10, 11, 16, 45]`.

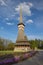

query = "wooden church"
[14, 6, 31, 52]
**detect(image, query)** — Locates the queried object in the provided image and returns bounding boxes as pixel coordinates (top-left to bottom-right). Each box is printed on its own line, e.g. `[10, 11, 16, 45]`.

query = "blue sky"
[0, 0, 43, 42]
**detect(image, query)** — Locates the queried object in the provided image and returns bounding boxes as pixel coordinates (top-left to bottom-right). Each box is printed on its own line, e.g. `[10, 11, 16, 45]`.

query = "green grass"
[0, 51, 28, 56]
[0, 51, 14, 56]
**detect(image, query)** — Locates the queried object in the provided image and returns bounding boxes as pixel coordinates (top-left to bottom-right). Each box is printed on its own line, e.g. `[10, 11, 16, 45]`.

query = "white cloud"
[26, 19, 33, 24]
[28, 2, 33, 7]
[0, 0, 7, 6]
[15, 2, 33, 16]
[6, 22, 14, 25]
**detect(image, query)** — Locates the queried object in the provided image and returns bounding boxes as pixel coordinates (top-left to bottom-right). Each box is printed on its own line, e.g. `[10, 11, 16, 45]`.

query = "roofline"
[18, 23, 25, 26]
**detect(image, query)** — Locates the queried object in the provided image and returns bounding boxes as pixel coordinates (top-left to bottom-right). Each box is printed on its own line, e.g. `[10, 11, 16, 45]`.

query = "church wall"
[14, 46, 31, 52]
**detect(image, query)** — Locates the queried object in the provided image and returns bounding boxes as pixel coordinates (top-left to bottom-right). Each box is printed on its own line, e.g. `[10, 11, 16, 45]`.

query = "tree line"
[0, 38, 43, 51]
[29, 39, 43, 49]
[0, 38, 15, 50]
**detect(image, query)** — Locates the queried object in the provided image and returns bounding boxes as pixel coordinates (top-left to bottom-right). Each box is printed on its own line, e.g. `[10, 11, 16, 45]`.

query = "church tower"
[14, 5, 30, 52]
[16, 6, 28, 43]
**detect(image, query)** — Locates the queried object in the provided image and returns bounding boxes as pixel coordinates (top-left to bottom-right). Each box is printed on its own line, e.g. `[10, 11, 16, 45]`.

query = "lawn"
[0, 50, 30, 56]
[0, 51, 14, 56]
[0, 50, 37, 56]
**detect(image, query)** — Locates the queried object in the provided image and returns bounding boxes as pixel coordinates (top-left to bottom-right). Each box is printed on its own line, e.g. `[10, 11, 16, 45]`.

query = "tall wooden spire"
[16, 4, 30, 43]
[20, 5, 23, 23]
[18, 5, 25, 26]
